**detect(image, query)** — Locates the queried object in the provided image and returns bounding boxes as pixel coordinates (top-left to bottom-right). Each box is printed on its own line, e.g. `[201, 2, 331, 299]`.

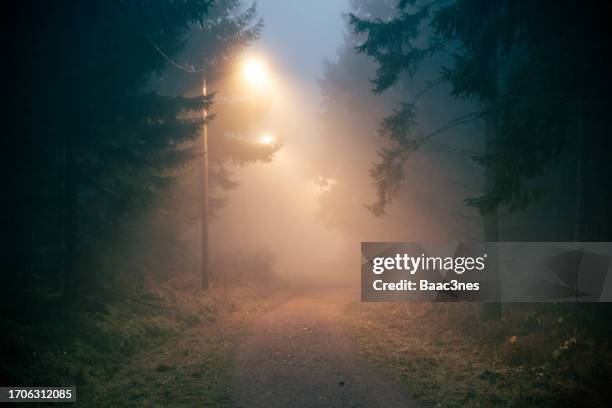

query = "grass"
[1, 280, 283, 407]
[345, 302, 612, 408]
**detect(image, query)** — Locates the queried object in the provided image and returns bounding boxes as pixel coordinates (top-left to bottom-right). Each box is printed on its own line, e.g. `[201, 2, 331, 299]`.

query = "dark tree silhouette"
[350, 0, 612, 239]
[10, 0, 275, 306]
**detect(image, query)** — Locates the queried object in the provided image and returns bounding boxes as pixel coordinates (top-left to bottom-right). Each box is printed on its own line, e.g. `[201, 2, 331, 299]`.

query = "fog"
[208, 0, 480, 283]
[210, 0, 352, 280]
[11, 2, 611, 404]
[210, 57, 350, 280]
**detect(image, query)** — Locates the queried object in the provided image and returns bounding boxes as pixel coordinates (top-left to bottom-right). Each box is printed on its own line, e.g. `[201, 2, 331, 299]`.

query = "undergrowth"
[347, 302, 612, 408]
[0, 280, 276, 390]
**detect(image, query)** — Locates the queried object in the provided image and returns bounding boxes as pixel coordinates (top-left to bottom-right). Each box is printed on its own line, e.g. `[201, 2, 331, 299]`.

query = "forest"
[6, 0, 612, 406]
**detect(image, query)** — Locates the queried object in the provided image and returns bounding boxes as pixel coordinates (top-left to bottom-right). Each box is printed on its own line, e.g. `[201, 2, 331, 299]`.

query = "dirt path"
[232, 288, 424, 408]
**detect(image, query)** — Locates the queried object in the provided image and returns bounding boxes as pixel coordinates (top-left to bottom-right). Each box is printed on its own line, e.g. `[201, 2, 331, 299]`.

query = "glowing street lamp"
[259, 133, 275, 145]
[242, 58, 269, 89]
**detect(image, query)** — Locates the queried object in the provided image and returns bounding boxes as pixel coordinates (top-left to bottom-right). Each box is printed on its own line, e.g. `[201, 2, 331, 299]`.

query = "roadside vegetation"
[1, 268, 284, 407]
[346, 302, 612, 407]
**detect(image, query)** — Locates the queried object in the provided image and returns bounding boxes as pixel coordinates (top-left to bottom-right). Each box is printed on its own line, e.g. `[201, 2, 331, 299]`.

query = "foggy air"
[9, 1, 612, 406]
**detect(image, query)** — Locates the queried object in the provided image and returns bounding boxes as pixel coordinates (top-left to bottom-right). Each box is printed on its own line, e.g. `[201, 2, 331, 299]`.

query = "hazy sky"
[253, 0, 349, 83]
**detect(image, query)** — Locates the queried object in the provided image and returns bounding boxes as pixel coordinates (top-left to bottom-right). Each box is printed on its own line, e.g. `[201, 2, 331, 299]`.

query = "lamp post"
[200, 76, 210, 290]
[199, 58, 270, 290]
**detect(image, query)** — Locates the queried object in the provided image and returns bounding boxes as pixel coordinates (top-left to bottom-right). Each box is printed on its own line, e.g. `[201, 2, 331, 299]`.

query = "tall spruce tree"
[351, 0, 612, 317]
[351, 0, 506, 318]
[350, 0, 612, 236]
[317, 0, 480, 243]
[11, 0, 274, 305]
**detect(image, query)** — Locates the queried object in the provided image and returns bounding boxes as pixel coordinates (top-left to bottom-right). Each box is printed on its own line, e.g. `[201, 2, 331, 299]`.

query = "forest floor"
[83, 285, 426, 407]
[4, 281, 610, 407]
[345, 301, 612, 408]
[1, 280, 285, 407]
[75, 283, 285, 407]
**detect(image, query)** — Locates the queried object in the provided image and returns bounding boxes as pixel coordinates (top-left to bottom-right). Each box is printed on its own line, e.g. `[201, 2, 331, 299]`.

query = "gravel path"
[232, 288, 425, 408]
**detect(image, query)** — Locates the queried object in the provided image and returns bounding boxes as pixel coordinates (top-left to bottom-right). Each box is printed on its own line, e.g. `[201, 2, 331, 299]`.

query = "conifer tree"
[12, 0, 275, 303]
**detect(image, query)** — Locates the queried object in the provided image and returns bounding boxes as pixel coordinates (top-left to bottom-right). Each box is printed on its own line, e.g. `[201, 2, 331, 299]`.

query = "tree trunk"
[13, 141, 32, 313]
[62, 130, 78, 302]
[573, 95, 585, 242]
[54, 146, 66, 292]
[480, 34, 502, 321]
[14, 193, 32, 313]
